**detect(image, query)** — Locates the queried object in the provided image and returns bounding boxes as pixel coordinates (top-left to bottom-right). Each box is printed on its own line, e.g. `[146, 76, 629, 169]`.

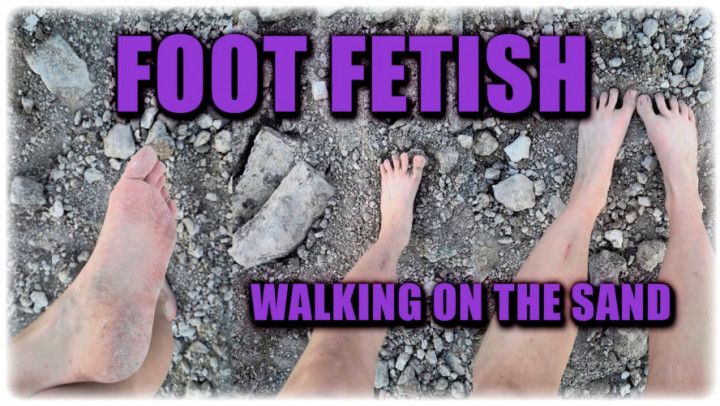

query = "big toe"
[636, 94, 657, 123]
[123, 146, 159, 180]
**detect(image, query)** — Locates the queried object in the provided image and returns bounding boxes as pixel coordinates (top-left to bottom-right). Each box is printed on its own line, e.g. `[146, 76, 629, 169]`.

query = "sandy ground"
[7, 7, 714, 398]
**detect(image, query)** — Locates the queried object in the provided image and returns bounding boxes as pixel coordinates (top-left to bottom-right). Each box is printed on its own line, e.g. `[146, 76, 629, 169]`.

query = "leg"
[10, 146, 177, 395]
[280, 153, 427, 396]
[636, 94, 713, 394]
[472, 89, 638, 394]
[37, 281, 177, 397]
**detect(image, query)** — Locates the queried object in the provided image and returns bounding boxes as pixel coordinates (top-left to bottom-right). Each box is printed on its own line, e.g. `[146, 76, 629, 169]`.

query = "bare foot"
[36, 281, 177, 397]
[636, 93, 702, 214]
[11, 146, 178, 395]
[378, 152, 426, 251]
[571, 88, 637, 214]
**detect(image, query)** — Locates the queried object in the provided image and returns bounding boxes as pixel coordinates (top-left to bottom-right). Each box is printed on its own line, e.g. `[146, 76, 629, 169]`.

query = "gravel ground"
[8, 7, 714, 398]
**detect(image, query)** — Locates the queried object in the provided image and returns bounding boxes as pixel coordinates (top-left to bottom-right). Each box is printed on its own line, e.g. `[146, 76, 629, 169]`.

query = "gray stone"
[436, 147, 459, 174]
[474, 131, 499, 156]
[10, 176, 46, 207]
[30, 291, 48, 312]
[697, 91, 711, 104]
[235, 10, 259, 33]
[605, 229, 624, 249]
[311, 80, 328, 101]
[23, 14, 40, 33]
[492, 174, 535, 211]
[444, 353, 465, 376]
[602, 19, 625, 40]
[414, 9, 462, 35]
[146, 120, 175, 160]
[375, 361, 390, 388]
[449, 381, 465, 398]
[642, 18, 659, 38]
[213, 130, 232, 153]
[232, 127, 296, 223]
[395, 352, 411, 371]
[104, 124, 136, 159]
[693, 10, 711, 30]
[636, 240, 667, 271]
[607, 328, 648, 360]
[194, 130, 212, 148]
[456, 133, 473, 149]
[140, 106, 158, 129]
[229, 162, 334, 268]
[25, 35, 93, 106]
[547, 195, 566, 218]
[471, 237, 499, 282]
[83, 167, 105, 183]
[589, 250, 626, 285]
[196, 114, 213, 130]
[687, 59, 705, 86]
[504, 134, 531, 162]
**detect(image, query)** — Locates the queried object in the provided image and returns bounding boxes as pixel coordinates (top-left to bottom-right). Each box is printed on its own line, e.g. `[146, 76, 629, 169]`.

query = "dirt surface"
[7, 7, 714, 398]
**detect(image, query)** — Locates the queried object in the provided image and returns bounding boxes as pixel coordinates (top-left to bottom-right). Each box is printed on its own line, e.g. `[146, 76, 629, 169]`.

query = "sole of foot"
[61, 146, 178, 383]
[378, 152, 427, 251]
[636, 93, 701, 214]
[571, 88, 637, 214]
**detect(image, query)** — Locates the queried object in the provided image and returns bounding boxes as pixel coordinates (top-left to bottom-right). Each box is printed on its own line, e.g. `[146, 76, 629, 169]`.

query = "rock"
[444, 353, 465, 376]
[504, 134, 531, 162]
[311, 80, 328, 101]
[687, 59, 705, 86]
[396, 366, 420, 396]
[474, 131, 499, 156]
[188, 341, 210, 354]
[547, 195, 566, 218]
[636, 240, 667, 271]
[146, 121, 175, 160]
[697, 91, 711, 104]
[492, 174, 535, 211]
[395, 352, 411, 371]
[375, 361, 390, 388]
[229, 162, 334, 268]
[30, 291, 48, 312]
[20, 97, 34, 113]
[434, 378, 449, 391]
[519, 8, 537, 23]
[49, 200, 64, 218]
[602, 19, 625, 40]
[606, 328, 648, 359]
[232, 127, 296, 223]
[235, 10, 259, 33]
[671, 59, 684, 74]
[414, 9, 462, 35]
[693, 10, 711, 30]
[484, 167, 500, 180]
[23, 14, 40, 33]
[258, 8, 293, 22]
[456, 133, 473, 149]
[83, 167, 105, 183]
[194, 130, 211, 148]
[104, 124, 136, 159]
[449, 381, 465, 398]
[589, 250, 626, 285]
[140, 106, 158, 129]
[10, 176, 46, 207]
[470, 237, 499, 282]
[608, 58, 623, 68]
[436, 147, 459, 174]
[604, 229, 624, 249]
[642, 18, 659, 38]
[213, 130, 232, 153]
[24, 35, 93, 106]
[196, 114, 213, 130]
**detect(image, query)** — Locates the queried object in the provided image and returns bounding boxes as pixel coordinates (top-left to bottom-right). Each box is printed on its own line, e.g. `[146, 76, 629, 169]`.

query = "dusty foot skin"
[571, 88, 637, 214]
[37, 281, 177, 397]
[378, 152, 427, 251]
[11, 146, 178, 395]
[636, 93, 702, 214]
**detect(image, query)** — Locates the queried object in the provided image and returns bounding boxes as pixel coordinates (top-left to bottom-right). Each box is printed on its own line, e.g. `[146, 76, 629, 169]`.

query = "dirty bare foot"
[378, 152, 426, 252]
[571, 88, 637, 214]
[11, 146, 178, 395]
[636, 93, 702, 214]
[36, 280, 177, 397]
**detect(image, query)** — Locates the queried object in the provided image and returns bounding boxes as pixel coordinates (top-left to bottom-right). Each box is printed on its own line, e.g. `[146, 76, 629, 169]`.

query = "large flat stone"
[229, 162, 334, 268]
